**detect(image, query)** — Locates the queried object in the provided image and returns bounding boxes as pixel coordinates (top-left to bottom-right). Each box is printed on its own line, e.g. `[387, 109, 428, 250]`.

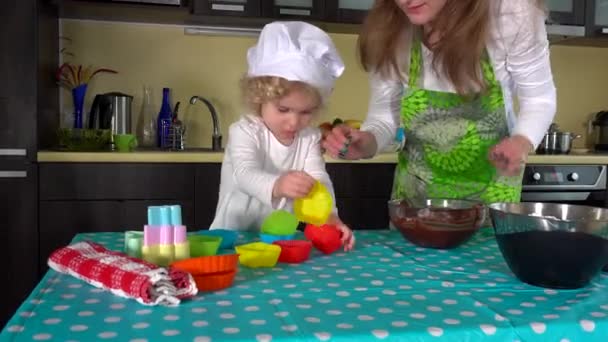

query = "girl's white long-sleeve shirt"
[210, 115, 336, 231]
[361, 0, 557, 154]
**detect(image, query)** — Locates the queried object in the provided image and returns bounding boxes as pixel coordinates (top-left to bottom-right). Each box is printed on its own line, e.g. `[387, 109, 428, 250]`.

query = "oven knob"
[568, 172, 579, 181]
[532, 172, 541, 181]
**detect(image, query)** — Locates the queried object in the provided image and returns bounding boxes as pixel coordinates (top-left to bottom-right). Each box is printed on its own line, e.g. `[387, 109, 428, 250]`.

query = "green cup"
[188, 235, 222, 257]
[124, 231, 143, 258]
[114, 134, 137, 152]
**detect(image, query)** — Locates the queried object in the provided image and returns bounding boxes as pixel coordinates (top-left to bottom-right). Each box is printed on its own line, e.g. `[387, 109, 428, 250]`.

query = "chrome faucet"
[189, 95, 222, 151]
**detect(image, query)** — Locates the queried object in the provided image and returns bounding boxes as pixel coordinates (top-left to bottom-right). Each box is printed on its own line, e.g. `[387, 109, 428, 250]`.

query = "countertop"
[37, 149, 608, 164]
[36, 149, 397, 163]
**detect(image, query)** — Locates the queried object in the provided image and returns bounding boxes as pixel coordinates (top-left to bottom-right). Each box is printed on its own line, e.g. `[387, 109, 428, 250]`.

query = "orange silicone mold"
[193, 270, 237, 292]
[170, 254, 238, 275]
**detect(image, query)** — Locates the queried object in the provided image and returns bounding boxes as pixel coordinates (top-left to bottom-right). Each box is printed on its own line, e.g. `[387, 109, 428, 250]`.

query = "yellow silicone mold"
[235, 242, 281, 268]
[294, 181, 333, 226]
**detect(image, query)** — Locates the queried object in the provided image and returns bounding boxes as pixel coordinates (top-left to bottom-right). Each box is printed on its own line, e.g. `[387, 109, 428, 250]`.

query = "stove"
[521, 165, 608, 207]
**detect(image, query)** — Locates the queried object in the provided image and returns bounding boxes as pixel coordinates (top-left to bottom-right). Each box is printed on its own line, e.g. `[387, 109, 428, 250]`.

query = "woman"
[323, 0, 556, 203]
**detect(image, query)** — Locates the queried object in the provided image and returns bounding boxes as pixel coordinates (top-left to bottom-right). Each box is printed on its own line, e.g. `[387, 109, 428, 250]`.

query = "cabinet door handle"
[211, 3, 244, 11]
[0, 149, 26, 156]
[0, 171, 27, 178]
[545, 24, 586, 37]
[279, 7, 311, 16]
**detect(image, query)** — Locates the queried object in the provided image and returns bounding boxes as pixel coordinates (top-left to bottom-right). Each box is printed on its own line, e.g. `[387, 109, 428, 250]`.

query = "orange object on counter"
[171, 254, 238, 274]
[193, 270, 237, 292]
[170, 254, 239, 292]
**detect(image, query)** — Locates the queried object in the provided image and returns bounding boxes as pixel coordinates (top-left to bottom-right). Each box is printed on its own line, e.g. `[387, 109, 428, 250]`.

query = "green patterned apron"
[392, 39, 523, 203]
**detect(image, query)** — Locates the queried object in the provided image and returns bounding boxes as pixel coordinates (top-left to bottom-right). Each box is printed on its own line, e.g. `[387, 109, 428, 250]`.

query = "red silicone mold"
[273, 240, 313, 263]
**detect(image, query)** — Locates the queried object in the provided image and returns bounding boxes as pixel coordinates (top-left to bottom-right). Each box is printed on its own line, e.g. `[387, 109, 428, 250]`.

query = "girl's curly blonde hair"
[241, 76, 322, 116]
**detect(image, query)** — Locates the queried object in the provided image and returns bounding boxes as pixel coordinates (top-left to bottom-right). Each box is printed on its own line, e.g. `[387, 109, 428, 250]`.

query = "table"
[2, 229, 607, 341]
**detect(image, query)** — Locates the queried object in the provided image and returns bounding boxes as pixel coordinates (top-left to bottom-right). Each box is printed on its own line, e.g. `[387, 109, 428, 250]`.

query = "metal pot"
[537, 131, 581, 154]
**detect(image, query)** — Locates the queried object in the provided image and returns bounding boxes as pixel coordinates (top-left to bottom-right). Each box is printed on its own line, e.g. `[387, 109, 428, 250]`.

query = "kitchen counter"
[37, 149, 608, 164]
[36, 150, 398, 163]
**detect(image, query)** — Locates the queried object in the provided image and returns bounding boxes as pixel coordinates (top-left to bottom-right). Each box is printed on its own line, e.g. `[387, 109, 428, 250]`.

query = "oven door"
[521, 190, 608, 207]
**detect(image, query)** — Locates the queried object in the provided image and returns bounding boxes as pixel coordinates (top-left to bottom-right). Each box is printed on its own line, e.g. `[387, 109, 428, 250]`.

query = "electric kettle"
[590, 111, 608, 151]
[88, 92, 133, 135]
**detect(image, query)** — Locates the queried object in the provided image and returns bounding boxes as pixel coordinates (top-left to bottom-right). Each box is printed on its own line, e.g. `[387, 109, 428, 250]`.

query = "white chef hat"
[246, 21, 345, 102]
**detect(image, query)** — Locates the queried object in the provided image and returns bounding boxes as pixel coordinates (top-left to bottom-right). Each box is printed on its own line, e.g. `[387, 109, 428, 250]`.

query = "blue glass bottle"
[157, 88, 173, 148]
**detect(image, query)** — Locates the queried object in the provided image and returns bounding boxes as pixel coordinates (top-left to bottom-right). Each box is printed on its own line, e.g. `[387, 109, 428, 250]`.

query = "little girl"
[210, 21, 354, 251]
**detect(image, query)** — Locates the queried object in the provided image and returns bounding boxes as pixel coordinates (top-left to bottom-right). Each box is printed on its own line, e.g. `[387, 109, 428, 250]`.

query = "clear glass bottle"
[138, 85, 157, 147]
[157, 87, 173, 148]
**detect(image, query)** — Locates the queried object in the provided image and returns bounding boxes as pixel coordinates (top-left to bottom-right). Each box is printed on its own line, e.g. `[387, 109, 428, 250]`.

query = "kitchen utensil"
[188, 235, 222, 257]
[259, 233, 294, 244]
[537, 123, 581, 154]
[405, 169, 489, 207]
[537, 132, 581, 154]
[304, 224, 342, 254]
[235, 242, 281, 268]
[590, 110, 608, 151]
[171, 254, 239, 275]
[294, 181, 333, 225]
[170, 254, 239, 292]
[113, 134, 137, 152]
[165, 101, 186, 150]
[488, 202, 608, 289]
[261, 210, 299, 236]
[138, 85, 157, 147]
[192, 271, 237, 292]
[273, 240, 313, 263]
[88, 92, 133, 135]
[198, 229, 238, 249]
[124, 231, 143, 258]
[388, 198, 486, 249]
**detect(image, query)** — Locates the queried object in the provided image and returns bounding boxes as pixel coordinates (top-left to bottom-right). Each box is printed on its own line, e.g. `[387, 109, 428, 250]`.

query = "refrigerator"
[0, 0, 58, 326]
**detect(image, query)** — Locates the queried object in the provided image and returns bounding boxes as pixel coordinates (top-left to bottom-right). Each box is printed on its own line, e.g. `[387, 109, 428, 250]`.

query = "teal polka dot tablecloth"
[2, 229, 608, 342]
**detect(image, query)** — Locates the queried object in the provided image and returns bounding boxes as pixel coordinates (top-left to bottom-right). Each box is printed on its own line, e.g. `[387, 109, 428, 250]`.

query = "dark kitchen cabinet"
[1, 0, 58, 327]
[38, 163, 197, 274]
[261, 0, 325, 20]
[191, 0, 262, 17]
[325, 0, 374, 24]
[588, 0, 608, 36]
[1, 166, 38, 328]
[545, 0, 608, 39]
[40, 163, 196, 200]
[194, 163, 222, 229]
[547, 0, 587, 25]
[327, 163, 395, 229]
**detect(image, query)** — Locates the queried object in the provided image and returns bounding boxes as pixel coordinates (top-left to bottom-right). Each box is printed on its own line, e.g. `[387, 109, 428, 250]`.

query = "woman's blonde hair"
[358, 0, 546, 95]
[241, 76, 322, 115]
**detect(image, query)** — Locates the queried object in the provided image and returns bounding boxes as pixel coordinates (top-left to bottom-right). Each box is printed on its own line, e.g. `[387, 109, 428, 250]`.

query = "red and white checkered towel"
[48, 241, 197, 306]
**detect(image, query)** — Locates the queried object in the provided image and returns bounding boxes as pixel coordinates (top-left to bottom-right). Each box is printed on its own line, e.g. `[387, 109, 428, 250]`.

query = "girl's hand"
[272, 171, 316, 199]
[327, 215, 355, 251]
[322, 125, 373, 160]
[489, 135, 532, 176]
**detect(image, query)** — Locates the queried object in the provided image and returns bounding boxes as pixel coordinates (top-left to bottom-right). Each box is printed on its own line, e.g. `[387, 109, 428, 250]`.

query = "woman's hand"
[327, 214, 355, 251]
[489, 135, 533, 176]
[322, 125, 375, 160]
[272, 171, 316, 199]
